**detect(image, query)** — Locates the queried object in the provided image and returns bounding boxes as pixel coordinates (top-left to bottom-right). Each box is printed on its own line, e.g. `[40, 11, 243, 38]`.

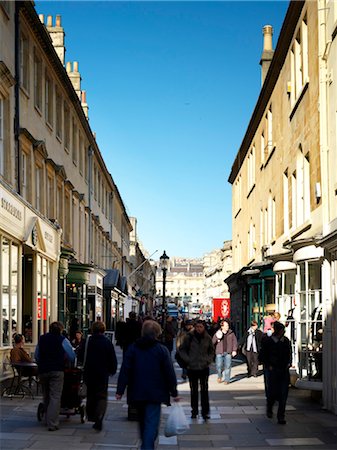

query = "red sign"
[37, 297, 41, 319]
[212, 298, 230, 322]
[37, 297, 47, 320]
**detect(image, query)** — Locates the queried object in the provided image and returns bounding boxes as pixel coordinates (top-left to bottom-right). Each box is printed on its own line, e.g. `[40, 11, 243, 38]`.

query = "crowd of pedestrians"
[5, 308, 293, 448]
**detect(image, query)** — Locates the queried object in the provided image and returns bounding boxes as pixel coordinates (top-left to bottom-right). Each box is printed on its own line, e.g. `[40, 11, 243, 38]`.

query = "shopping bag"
[164, 403, 189, 437]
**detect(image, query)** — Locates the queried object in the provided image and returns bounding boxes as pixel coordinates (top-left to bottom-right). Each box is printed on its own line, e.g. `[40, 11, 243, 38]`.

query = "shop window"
[0, 97, 3, 175]
[0, 237, 19, 347]
[36, 255, 52, 338]
[298, 260, 323, 381]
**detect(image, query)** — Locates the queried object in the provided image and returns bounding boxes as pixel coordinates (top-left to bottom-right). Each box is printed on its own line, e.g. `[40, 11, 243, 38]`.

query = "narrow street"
[1, 345, 337, 450]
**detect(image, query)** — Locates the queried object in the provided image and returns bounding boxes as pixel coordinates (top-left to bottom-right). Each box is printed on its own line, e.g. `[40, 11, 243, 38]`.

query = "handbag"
[164, 403, 189, 437]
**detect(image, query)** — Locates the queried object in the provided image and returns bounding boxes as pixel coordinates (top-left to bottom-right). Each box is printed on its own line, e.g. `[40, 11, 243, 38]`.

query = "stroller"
[37, 367, 86, 424]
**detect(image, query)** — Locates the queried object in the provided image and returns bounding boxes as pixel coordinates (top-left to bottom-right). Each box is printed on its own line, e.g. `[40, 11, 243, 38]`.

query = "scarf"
[246, 328, 257, 352]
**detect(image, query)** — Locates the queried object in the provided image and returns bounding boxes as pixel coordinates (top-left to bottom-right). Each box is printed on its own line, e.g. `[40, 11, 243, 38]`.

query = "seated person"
[10, 334, 38, 377]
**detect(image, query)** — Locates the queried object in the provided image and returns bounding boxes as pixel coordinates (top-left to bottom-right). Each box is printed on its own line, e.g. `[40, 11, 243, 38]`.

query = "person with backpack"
[178, 319, 214, 420]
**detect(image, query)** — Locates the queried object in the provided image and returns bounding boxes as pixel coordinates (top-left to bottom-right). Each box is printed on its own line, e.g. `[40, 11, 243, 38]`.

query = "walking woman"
[83, 321, 117, 431]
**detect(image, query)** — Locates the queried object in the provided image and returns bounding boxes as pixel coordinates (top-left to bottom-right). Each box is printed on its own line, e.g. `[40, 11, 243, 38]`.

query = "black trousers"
[187, 368, 210, 417]
[86, 382, 108, 423]
[246, 350, 259, 376]
[265, 367, 289, 420]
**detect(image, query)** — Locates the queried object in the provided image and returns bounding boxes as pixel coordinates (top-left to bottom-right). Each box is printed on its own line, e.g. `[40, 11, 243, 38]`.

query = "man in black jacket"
[259, 321, 292, 424]
[83, 321, 117, 431]
[116, 320, 178, 450]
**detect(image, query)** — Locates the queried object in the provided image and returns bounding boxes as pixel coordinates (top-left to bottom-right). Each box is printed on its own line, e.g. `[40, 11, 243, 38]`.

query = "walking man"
[35, 321, 75, 431]
[178, 319, 214, 420]
[259, 321, 292, 424]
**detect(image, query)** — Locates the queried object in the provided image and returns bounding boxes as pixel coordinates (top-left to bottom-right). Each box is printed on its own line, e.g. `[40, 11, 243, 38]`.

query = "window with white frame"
[267, 194, 276, 243]
[290, 15, 308, 107]
[79, 133, 83, 175]
[260, 131, 265, 165]
[35, 164, 42, 211]
[34, 50, 42, 111]
[64, 103, 70, 151]
[45, 73, 53, 126]
[247, 145, 255, 192]
[20, 33, 29, 92]
[260, 208, 264, 246]
[0, 97, 3, 175]
[267, 105, 273, 155]
[297, 147, 310, 226]
[21, 151, 28, 199]
[72, 119, 77, 165]
[283, 169, 289, 234]
[234, 174, 242, 214]
[56, 88, 62, 140]
[291, 171, 297, 229]
[248, 221, 256, 260]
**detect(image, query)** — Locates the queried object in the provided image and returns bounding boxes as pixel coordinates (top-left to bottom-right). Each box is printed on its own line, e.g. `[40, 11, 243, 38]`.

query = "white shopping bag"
[164, 403, 189, 437]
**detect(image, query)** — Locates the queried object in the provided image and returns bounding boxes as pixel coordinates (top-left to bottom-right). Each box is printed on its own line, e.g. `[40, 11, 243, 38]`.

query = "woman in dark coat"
[83, 321, 117, 431]
[116, 320, 178, 450]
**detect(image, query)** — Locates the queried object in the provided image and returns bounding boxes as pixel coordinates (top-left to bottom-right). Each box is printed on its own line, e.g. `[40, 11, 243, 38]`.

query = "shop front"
[66, 262, 93, 339]
[273, 244, 324, 390]
[0, 183, 61, 379]
[88, 269, 106, 331]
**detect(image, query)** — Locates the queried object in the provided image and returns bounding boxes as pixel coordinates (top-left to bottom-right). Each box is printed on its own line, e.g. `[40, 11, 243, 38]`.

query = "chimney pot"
[263, 25, 273, 52]
[66, 61, 72, 73]
[56, 15, 61, 27]
[39, 14, 44, 24]
[73, 61, 79, 72]
[81, 90, 87, 103]
[47, 15, 53, 27]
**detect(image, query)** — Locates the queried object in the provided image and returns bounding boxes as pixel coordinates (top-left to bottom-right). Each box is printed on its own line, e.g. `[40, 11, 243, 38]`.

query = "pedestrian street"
[2, 347, 337, 450]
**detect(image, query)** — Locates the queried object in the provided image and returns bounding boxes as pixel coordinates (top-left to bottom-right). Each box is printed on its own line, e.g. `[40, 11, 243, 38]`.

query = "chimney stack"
[260, 25, 274, 85]
[66, 61, 82, 99]
[81, 90, 89, 119]
[42, 14, 66, 65]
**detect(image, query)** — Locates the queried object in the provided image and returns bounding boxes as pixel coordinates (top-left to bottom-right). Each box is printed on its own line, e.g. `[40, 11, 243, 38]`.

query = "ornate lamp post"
[159, 250, 169, 326]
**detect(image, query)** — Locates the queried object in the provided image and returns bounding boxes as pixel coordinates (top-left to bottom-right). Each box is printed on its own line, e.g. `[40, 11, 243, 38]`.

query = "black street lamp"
[159, 250, 169, 326]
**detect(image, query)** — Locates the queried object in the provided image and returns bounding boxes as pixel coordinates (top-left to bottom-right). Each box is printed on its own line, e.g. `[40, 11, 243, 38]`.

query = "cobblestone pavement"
[1, 346, 337, 450]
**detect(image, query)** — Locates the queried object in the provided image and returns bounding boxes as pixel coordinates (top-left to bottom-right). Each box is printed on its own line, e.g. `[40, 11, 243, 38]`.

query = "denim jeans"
[216, 352, 232, 382]
[137, 402, 161, 450]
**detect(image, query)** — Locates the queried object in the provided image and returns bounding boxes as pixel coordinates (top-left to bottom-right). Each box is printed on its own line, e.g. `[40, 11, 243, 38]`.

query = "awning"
[119, 276, 128, 296]
[103, 269, 120, 289]
[241, 269, 260, 276]
[259, 268, 275, 278]
[293, 245, 324, 262]
[273, 261, 297, 272]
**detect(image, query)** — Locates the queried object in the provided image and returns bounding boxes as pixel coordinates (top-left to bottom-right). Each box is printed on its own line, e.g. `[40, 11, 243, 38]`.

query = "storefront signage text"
[1, 197, 22, 221]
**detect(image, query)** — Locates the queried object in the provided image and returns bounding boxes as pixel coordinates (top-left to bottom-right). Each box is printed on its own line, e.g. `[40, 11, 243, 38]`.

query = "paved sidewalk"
[1, 348, 337, 450]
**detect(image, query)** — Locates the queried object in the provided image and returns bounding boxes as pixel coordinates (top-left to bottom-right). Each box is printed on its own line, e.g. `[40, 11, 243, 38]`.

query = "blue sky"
[36, 1, 289, 258]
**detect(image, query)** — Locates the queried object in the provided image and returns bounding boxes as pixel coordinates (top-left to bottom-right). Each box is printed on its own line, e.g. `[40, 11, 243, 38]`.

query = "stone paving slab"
[2, 352, 337, 449]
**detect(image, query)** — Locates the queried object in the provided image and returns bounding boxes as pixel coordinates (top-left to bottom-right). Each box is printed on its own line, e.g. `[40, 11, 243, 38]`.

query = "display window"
[0, 236, 20, 346]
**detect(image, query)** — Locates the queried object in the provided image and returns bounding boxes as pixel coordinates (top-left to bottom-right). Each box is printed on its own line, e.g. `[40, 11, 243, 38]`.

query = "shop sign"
[37, 297, 47, 320]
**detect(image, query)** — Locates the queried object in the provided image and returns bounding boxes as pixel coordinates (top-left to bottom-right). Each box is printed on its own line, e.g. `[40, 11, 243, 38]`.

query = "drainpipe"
[14, 1, 21, 194]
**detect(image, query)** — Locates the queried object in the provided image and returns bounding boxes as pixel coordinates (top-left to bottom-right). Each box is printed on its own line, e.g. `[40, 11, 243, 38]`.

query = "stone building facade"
[227, 0, 337, 413]
[0, 1, 143, 378]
